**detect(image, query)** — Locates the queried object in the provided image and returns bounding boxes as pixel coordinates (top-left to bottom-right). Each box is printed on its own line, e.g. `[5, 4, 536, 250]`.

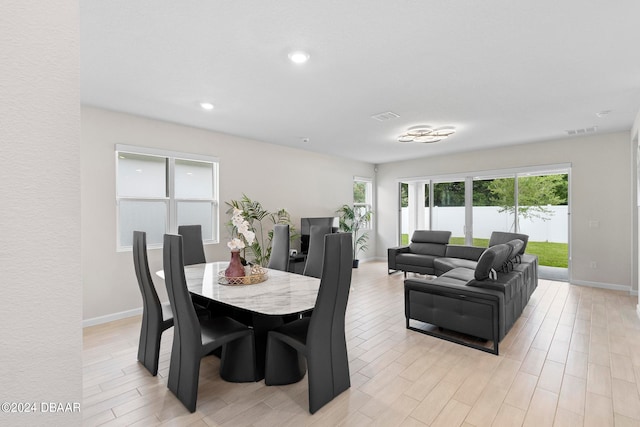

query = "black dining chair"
[163, 234, 257, 413]
[177, 224, 206, 266]
[302, 225, 332, 278]
[132, 231, 174, 376]
[264, 232, 353, 414]
[267, 224, 290, 272]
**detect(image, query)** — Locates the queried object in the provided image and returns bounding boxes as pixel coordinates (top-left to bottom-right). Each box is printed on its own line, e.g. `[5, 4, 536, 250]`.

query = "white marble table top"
[157, 262, 320, 316]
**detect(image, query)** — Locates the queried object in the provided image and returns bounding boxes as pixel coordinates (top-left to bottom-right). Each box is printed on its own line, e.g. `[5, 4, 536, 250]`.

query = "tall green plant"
[336, 204, 373, 260]
[226, 195, 296, 266]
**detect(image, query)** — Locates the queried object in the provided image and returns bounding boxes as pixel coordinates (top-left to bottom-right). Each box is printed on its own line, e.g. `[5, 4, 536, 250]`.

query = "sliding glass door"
[472, 176, 515, 246]
[517, 172, 569, 270]
[398, 166, 570, 278]
[432, 180, 466, 244]
[399, 181, 429, 245]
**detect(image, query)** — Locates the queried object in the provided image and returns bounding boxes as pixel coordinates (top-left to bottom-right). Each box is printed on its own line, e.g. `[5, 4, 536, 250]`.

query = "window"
[116, 145, 219, 250]
[432, 179, 466, 241]
[399, 165, 570, 268]
[353, 177, 373, 229]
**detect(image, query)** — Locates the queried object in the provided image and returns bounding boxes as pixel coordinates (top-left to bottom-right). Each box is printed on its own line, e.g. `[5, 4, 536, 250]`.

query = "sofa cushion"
[441, 267, 476, 282]
[396, 253, 436, 269]
[434, 257, 478, 275]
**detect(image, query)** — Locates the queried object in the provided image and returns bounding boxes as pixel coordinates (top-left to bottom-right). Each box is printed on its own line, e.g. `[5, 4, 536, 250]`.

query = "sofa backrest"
[444, 244, 485, 261]
[489, 231, 528, 255]
[411, 230, 451, 244]
[409, 230, 451, 256]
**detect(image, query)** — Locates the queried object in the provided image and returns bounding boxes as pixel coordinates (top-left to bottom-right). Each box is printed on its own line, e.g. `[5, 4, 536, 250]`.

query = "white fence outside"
[402, 205, 568, 243]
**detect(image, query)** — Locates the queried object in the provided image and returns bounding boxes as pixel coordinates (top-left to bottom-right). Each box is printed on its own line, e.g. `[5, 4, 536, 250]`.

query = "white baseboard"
[83, 307, 142, 328]
[356, 256, 384, 264]
[571, 279, 632, 294]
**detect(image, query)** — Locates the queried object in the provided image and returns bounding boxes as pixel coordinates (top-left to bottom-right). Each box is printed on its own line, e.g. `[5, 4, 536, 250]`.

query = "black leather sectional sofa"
[390, 230, 538, 354]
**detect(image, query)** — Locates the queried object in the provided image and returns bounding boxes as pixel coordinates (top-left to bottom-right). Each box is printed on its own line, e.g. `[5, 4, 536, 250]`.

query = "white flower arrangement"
[227, 208, 256, 251]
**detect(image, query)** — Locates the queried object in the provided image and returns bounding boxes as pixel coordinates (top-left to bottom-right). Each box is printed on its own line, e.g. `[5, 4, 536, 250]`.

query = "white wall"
[82, 107, 374, 321]
[377, 132, 633, 291]
[1, 2, 82, 425]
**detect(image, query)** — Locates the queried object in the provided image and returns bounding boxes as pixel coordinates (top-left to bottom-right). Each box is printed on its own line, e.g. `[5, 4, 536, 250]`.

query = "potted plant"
[226, 194, 297, 267]
[336, 204, 373, 268]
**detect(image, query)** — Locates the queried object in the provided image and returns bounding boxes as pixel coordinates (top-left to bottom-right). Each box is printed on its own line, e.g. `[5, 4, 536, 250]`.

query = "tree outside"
[354, 181, 367, 204]
[486, 175, 567, 223]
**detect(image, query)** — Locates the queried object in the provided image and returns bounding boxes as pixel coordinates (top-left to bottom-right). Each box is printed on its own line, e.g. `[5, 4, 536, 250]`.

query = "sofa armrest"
[388, 246, 410, 270]
[405, 277, 504, 302]
[444, 244, 486, 261]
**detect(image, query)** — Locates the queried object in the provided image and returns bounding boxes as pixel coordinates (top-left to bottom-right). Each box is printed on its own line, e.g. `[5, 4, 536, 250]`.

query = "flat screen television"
[300, 217, 339, 254]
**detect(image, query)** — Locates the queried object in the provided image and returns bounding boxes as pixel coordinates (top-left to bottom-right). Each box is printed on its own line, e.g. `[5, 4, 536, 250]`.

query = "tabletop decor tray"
[218, 265, 268, 285]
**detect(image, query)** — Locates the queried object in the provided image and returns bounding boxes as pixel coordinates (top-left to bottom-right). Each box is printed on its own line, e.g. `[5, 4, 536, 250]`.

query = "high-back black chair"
[302, 225, 332, 278]
[267, 224, 290, 271]
[264, 233, 353, 414]
[132, 231, 174, 376]
[177, 224, 206, 266]
[163, 234, 257, 412]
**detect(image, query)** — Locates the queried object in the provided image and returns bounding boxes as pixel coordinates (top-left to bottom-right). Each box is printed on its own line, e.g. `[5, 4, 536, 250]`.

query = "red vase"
[225, 250, 245, 278]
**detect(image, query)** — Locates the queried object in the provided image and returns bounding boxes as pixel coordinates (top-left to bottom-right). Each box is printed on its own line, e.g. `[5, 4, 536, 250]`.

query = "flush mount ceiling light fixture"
[398, 126, 456, 143]
[288, 50, 310, 64]
[199, 102, 214, 111]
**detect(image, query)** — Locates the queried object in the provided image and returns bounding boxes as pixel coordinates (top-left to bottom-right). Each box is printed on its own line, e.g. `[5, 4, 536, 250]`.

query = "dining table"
[156, 261, 320, 380]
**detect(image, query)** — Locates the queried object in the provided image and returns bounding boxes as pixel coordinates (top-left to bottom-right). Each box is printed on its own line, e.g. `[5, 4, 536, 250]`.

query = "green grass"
[524, 241, 568, 268]
[401, 234, 568, 268]
[401, 234, 409, 245]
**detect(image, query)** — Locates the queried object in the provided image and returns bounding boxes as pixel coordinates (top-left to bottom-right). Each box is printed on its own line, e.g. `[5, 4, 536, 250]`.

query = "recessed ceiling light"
[200, 102, 214, 111]
[288, 51, 310, 64]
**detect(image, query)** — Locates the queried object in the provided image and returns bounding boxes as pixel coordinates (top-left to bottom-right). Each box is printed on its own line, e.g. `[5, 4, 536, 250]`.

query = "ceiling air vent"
[566, 126, 597, 136]
[371, 111, 400, 122]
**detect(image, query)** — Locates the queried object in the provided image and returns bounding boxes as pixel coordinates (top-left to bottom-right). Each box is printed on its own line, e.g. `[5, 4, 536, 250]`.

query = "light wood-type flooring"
[83, 261, 640, 426]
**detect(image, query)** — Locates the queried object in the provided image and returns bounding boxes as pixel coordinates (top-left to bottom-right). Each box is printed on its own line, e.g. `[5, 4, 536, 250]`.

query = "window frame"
[115, 144, 219, 251]
[353, 176, 373, 230]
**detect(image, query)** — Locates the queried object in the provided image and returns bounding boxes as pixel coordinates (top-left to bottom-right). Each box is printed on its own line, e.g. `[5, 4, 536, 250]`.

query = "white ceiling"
[81, 1, 640, 164]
